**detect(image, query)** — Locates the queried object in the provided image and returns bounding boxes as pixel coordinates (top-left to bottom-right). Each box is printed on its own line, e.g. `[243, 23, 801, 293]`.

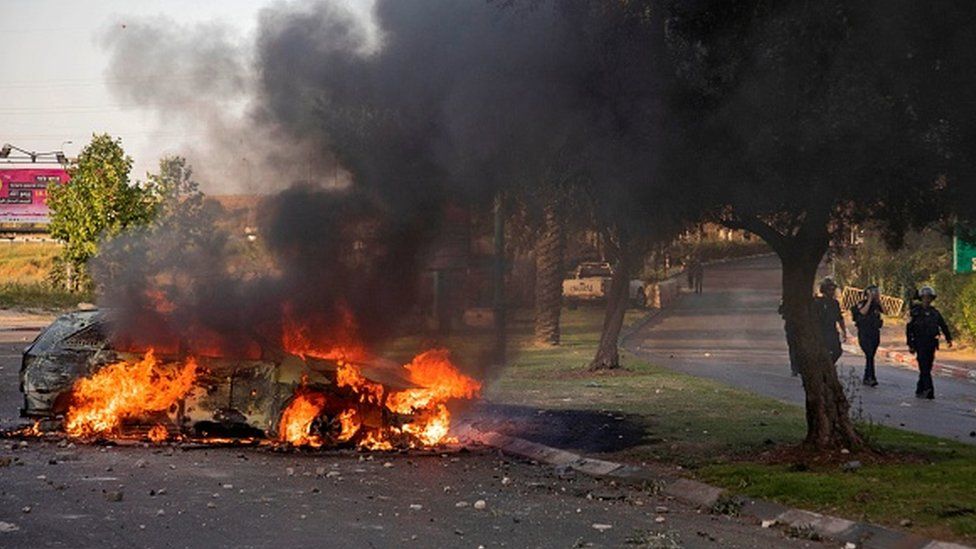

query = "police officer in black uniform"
[813, 278, 846, 365]
[852, 285, 883, 386]
[906, 286, 952, 399]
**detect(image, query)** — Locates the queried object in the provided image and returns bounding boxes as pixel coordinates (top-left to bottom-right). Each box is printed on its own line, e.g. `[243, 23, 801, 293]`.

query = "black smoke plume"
[95, 0, 666, 359]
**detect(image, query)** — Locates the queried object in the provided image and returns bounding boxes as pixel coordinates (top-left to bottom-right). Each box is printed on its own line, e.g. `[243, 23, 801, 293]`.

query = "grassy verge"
[489, 307, 976, 543]
[0, 283, 92, 311]
[0, 243, 92, 311]
[0, 243, 60, 284]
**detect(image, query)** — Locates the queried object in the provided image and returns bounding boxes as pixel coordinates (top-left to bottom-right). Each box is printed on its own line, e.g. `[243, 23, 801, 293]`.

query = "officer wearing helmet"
[813, 277, 846, 364]
[906, 286, 952, 399]
[852, 285, 883, 386]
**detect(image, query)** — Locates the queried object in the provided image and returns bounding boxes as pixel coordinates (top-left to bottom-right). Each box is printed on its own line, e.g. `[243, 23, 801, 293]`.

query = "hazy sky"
[0, 0, 371, 182]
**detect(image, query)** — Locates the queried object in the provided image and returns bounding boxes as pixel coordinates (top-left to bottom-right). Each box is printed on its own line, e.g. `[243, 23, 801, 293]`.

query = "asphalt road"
[626, 255, 976, 444]
[0, 330, 821, 548]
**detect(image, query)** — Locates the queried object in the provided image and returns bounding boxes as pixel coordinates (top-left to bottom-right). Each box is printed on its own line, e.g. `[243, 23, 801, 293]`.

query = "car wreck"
[19, 309, 480, 449]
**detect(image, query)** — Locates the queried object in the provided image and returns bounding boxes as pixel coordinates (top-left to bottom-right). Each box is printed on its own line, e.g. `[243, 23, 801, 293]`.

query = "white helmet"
[919, 286, 937, 298]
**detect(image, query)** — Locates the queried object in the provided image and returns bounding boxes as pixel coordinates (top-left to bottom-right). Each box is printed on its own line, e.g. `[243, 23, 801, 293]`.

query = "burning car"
[19, 309, 480, 449]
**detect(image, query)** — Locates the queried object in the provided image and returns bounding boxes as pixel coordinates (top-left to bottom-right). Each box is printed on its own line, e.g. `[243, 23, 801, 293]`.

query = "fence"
[840, 286, 905, 316]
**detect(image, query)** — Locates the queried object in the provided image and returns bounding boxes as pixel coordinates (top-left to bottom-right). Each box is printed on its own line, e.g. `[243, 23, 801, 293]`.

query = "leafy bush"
[834, 229, 949, 303]
[935, 271, 976, 344]
[837, 229, 976, 343]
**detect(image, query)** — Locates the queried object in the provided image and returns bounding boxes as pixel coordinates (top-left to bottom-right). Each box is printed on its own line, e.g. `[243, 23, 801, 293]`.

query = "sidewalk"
[845, 313, 976, 382]
[0, 309, 55, 332]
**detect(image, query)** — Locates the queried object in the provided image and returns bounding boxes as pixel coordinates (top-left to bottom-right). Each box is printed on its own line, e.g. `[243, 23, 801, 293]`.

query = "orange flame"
[64, 350, 197, 438]
[336, 408, 360, 442]
[279, 349, 480, 450]
[148, 424, 169, 443]
[278, 391, 327, 447]
[281, 303, 367, 362]
[384, 349, 481, 446]
[336, 362, 384, 404]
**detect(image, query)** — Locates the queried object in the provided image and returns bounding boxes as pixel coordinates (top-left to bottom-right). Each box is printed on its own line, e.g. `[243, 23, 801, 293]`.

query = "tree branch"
[721, 211, 788, 255]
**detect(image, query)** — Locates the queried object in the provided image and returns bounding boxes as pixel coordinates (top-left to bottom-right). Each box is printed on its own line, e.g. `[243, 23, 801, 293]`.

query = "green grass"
[700, 452, 976, 539]
[0, 243, 92, 311]
[0, 282, 92, 311]
[488, 307, 976, 543]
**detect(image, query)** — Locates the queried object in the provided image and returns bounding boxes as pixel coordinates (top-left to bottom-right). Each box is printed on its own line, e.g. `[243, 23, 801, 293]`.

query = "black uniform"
[851, 298, 883, 383]
[906, 304, 952, 399]
[813, 295, 843, 364]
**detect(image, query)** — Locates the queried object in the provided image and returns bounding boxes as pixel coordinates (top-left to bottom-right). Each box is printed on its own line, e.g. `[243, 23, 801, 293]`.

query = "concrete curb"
[842, 343, 976, 382]
[455, 422, 973, 549]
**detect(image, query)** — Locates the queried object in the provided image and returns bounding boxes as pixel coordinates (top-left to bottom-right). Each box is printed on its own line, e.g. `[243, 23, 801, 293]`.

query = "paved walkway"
[625, 255, 976, 445]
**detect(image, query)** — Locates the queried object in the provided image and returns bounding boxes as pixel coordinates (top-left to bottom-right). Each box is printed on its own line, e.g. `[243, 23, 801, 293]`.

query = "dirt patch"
[749, 443, 927, 468]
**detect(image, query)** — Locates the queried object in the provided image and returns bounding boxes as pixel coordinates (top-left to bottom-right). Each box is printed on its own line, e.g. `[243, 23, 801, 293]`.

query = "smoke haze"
[95, 0, 667, 363]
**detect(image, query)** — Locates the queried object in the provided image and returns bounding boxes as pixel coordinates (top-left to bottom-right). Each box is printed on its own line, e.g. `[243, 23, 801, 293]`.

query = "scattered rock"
[0, 522, 19, 533]
[655, 506, 669, 514]
[501, 477, 511, 486]
[135, 459, 147, 469]
[105, 491, 124, 502]
[761, 519, 777, 528]
[286, 467, 295, 476]
[969, 431, 975, 438]
[591, 523, 613, 532]
[383, 462, 394, 468]
[842, 461, 862, 472]
[315, 467, 327, 477]
[21, 506, 31, 514]
[35, 475, 46, 481]
[840, 448, 851, 455]
[409, 504, 423, 511]
[654, 516, 666, 523]
[844, 543, 857, 549]
[221, 484, 233, 490]
[207, 502, 217, 509]
[156, 509, 165, 516]
[900, 519, 913, 527]
[325, 471, 341, 478]
[473, 500, 487, 510]
[455, 501, 469, 508]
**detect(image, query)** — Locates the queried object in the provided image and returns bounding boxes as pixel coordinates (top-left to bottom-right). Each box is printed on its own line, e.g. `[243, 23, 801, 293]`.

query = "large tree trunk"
[534, 198, 565, 345]
[589, 240, 631, 370]
[780, 245, 861, 450]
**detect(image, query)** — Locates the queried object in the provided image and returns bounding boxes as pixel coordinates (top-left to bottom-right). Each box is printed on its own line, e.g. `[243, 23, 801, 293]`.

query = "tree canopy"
[658, 0, 976, 447]
[47, 134, 157, 290]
